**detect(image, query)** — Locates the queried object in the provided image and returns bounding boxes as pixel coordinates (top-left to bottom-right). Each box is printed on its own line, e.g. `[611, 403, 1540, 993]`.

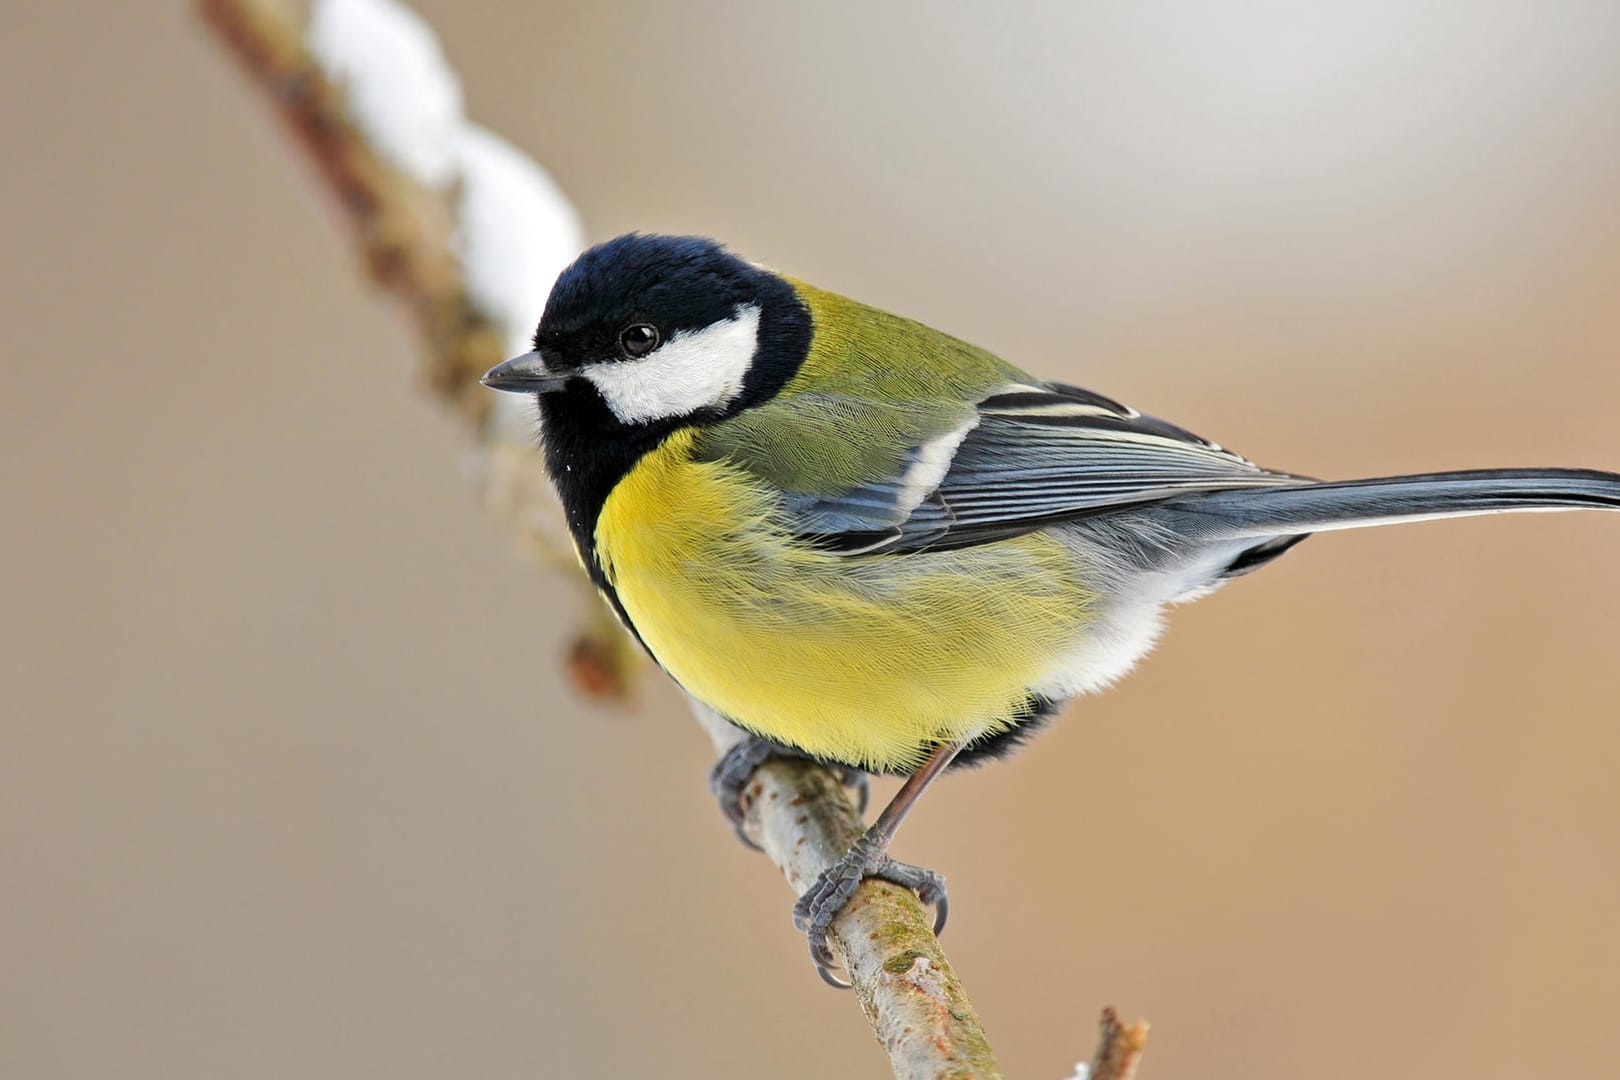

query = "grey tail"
[1175, 468, 1620, 541]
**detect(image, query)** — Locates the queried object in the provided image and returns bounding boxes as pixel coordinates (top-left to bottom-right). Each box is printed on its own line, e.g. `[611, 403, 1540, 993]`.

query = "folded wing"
[701, 381, 1307, 555]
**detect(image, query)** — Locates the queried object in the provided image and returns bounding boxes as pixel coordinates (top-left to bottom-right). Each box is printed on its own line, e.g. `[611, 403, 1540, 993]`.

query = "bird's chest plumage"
[589, 429, 1097, 771]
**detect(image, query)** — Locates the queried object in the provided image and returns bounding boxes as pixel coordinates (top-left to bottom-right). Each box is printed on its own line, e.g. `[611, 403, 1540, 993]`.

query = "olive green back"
[693, 280, 1025, 496]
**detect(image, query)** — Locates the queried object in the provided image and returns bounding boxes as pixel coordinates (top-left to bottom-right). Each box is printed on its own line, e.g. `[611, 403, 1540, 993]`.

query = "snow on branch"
[196, 0, 636, 696]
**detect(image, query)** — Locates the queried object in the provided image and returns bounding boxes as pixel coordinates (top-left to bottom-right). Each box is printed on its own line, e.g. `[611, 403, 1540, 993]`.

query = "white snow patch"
[309, 0, 465, 188]
[308, 0, 586, 355]
[452, 125, 585, 355]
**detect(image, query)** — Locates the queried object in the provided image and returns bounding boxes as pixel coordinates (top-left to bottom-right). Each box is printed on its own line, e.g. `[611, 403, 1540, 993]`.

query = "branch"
[690, 707, 1002, 1078]
[197, 2, 1020, 1076]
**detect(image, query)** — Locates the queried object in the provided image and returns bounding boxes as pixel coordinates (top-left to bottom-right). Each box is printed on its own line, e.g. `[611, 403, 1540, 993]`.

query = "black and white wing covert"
[784, 382, 1307, 554]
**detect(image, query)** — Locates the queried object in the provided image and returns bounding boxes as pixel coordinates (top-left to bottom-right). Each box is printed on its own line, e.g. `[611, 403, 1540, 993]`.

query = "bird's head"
[481, 234, 810, 432]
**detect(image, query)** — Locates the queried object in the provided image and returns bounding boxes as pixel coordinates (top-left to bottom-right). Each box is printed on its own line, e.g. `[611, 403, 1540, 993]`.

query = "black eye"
[619, 323, 660, 358]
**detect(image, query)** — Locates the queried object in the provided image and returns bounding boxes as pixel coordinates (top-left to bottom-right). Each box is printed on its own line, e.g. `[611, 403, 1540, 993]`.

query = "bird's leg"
[708, 732, 869, 851]
[792, 739, 964, 987]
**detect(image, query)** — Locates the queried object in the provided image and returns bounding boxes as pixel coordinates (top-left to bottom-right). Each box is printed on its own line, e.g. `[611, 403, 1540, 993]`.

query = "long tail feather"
[1177, 468, 1620, 539]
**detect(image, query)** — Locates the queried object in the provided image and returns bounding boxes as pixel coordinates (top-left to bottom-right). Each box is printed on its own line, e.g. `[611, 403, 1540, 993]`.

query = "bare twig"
[1086, 1007, 1150, 1080]
[197, 2, 1024, 1076]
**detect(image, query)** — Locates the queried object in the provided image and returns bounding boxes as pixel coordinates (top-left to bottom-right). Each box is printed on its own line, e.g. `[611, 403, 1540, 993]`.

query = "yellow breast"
[594, 429, 1095, 771]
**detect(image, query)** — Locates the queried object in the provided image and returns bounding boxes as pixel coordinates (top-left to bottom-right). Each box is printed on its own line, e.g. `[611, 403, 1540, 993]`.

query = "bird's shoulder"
[691, 281, 1020, 496]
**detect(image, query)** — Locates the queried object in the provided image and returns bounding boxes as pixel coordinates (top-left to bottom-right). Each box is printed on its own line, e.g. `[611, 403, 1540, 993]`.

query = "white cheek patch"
[582, 303, 762, 424]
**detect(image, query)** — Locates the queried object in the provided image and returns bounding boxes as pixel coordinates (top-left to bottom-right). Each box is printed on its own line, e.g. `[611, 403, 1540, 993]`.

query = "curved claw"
[928, 889, 949, 936]
[711, 738, 870, 853]
[792, 834, 950, 988]
[813, 963, 854, 990]
[707, 737, 779, 851]
[729, 818, 763, 853]
[806, 920, 839, 972]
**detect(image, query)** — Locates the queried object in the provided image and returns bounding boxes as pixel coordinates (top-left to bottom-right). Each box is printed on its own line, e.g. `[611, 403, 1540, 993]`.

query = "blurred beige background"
[5, 2, 1620, 1077]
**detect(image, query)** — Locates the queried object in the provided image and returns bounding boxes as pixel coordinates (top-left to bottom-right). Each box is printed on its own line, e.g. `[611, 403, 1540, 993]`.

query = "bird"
[481, 232, 1620, 985]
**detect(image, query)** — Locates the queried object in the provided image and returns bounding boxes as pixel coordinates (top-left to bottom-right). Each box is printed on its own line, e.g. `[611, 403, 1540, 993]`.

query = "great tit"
[483, 233, 1620, 983]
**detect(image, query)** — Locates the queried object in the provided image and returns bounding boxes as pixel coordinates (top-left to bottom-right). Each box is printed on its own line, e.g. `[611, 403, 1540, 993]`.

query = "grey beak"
[480, 351, 571, 394]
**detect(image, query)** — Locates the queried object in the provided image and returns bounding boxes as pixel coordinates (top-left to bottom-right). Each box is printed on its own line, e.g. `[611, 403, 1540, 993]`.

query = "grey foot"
[708, 735, 869, 851]
[791, 830, 949, 987]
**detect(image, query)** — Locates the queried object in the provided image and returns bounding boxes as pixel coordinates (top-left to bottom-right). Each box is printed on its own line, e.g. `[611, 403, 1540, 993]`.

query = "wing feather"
[892, 386, 1302, 550]
[702, 379, 1304, 554]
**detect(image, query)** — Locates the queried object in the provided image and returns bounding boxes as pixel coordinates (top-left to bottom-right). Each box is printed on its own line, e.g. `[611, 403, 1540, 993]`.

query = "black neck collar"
[536, 275, 811, 592]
